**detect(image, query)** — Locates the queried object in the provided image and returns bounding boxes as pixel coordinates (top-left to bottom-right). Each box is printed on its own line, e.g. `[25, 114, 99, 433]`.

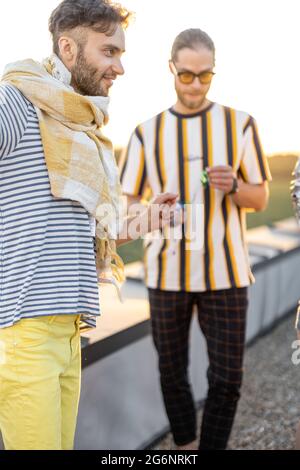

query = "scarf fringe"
[96, 238, 125, 284]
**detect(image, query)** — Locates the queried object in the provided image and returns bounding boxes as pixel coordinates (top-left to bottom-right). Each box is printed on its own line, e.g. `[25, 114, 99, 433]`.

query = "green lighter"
[200, 169, 209, 188]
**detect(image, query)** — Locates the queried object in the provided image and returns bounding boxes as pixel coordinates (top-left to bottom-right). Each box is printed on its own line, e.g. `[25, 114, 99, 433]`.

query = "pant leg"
[196, 287, 248, 450]
[0, 316, 63, 450]
[0, 314, 81, 450]
[148, 288, 196, 446]
[60, 315, 81, 450]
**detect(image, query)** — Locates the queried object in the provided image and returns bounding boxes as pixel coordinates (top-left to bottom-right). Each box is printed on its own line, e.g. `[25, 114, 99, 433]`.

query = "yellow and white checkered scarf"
[1, 55, 125, 284]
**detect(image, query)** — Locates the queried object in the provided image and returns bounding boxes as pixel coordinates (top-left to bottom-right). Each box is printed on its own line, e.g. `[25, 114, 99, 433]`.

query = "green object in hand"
[200, 169, 209, 187]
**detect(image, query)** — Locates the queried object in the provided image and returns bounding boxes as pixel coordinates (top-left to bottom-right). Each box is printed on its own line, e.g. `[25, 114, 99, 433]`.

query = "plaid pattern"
[148, 287, 248, 449]
[1, 56, 124, 282]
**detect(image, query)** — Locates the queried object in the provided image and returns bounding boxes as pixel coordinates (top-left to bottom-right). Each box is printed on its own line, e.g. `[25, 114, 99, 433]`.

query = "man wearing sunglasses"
[120, 28, 271, 450]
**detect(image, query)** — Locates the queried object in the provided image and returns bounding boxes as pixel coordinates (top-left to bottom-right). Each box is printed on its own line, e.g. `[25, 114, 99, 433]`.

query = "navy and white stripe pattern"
[0, 83, 100, 330]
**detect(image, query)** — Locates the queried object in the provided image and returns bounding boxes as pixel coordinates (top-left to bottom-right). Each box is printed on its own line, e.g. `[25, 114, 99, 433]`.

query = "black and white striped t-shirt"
[0, 83, 100, 330]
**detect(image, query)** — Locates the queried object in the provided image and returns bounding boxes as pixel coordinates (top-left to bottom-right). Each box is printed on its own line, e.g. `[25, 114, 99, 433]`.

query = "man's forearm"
[125, 195, 147, 216]
[116, 192, 178, 247]
[116, 212, 148, 247]
[115, 195, 148, 246]
[232, 180, 269, 211]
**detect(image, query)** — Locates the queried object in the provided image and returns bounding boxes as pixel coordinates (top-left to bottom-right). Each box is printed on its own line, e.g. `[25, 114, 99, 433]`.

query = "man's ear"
[57, 36, 78, 66]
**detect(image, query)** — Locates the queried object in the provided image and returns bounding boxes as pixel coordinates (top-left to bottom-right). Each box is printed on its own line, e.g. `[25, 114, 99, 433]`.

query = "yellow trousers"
[0, 314, 81, 450]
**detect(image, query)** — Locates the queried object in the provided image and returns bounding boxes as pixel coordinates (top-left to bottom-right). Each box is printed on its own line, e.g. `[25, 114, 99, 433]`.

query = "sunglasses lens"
[178, 72, 195, 84]
[200, 72, 214, 84]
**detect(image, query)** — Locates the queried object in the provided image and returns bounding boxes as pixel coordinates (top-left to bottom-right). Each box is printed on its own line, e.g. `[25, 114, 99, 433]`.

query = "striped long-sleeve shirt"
[120, 103, 272, 292]
[0, 83, 100, 330]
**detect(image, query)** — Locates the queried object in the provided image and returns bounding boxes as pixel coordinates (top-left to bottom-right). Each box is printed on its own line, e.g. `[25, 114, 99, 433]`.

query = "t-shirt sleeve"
[239, 115, 272, 184]
[0, 83, 29, 160]
[119, 126, 148, 197]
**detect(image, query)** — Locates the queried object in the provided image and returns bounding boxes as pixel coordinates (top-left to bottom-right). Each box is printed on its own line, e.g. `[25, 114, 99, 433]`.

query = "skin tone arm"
[207, 165, 269, 211]
[116, 192, 178, 247]
[124, 195, 146, 216]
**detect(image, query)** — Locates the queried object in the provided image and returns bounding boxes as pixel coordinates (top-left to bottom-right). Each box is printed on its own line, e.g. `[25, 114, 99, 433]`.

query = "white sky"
[0, 0, 299, 155]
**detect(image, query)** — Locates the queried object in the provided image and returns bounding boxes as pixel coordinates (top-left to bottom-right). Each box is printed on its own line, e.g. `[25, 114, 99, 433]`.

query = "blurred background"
[1, 0, 300, 450]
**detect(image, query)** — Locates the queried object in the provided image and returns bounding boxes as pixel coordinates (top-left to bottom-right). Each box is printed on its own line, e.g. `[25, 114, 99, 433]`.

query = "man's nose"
[190, 77, 202, 91]
[113, 59, 125, 76]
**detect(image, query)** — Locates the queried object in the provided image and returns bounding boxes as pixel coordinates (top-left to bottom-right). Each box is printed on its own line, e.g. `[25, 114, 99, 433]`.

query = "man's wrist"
[228, 177, 239, 195]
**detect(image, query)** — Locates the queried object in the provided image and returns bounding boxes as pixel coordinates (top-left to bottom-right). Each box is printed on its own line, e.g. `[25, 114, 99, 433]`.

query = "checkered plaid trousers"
[148, 287, 248, 449]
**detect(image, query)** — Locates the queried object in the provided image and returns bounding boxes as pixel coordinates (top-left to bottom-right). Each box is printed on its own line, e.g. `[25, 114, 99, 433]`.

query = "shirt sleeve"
[119, 125, 148, 197]
[0, 83, 29, 160]
[239, 115, 272, 184]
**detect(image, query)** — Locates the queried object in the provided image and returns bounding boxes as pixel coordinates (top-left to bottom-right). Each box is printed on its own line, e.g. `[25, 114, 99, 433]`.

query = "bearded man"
[0, 0, 177, 450]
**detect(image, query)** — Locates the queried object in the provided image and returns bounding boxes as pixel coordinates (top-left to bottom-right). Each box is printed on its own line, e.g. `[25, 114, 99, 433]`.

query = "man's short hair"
[49, 0, 132, 55]
[171, 28, 215, 63]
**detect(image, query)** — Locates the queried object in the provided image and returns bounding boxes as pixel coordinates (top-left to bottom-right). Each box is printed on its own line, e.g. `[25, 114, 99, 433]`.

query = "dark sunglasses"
[170, 61, 215, 85]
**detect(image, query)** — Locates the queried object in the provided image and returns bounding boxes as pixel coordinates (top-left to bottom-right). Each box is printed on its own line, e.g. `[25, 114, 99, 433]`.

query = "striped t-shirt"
[0, 83, 100, 330]
[120, 103, 272, 292]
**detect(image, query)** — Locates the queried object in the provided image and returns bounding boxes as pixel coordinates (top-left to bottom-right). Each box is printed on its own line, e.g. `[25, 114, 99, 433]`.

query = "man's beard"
[70, 47, 107, 97]
[177, 92, 206, 110]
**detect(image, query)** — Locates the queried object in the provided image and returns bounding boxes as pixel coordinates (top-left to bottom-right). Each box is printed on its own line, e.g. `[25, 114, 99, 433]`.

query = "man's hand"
[207, 165, 236, 193]
[117, 192, 178, 246]
[147, 192, 178, 231]
[207, 165, 269, 211]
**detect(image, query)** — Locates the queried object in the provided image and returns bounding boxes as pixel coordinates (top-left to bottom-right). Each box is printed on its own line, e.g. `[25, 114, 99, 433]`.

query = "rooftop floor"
[152, 313, 300, 450]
